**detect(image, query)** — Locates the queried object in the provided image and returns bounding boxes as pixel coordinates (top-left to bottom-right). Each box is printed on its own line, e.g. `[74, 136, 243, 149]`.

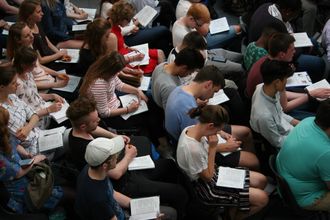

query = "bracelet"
[126, 106, 129, 114]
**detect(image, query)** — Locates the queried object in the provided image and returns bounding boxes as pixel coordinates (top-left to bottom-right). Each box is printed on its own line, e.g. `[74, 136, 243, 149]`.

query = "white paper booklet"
[119, 94, 148, 120]
[128, 155, 155, 171]
[129, 196, 160, 220]
[138, 76, 151, 91]
[208, 89, 229, 105]
[286, 72, 312, 88]
[127, 43, 150, 67]
[305, 79, 330, 101]
[38, 126, 66, 152]
[72, 24, 87, 32]
[56, 49, 80, 63]
[134, 5, 158, 27]
[216, 166, 246, 189]
[292, 32, 313, 47]
[45, 100, 70, 123]
[209, 17, 230, 35]
[215, 134, 241, 157]
[52, 74, 81, 93]
[75, 8, 97, 22]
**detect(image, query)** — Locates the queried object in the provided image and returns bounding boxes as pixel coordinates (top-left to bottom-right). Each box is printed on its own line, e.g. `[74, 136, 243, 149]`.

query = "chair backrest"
[268, 155, 304, 212]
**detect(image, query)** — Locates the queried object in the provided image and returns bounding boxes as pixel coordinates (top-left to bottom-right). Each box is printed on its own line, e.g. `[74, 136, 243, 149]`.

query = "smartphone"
[19, 158, 34, 167]
[211, 56, 227, 63]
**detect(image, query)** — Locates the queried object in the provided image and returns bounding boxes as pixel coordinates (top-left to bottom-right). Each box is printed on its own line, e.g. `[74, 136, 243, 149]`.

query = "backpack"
[25, 161, 54, 212]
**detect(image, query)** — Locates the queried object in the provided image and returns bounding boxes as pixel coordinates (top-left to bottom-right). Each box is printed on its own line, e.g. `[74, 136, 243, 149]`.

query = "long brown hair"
[7, 22, 28, 60]
[82, 18, 112, 58]
[79, 51, 126, 95]
[0, 106, 12, 155]
[13, 46, 38, 74]
[19, 0, 41, 26]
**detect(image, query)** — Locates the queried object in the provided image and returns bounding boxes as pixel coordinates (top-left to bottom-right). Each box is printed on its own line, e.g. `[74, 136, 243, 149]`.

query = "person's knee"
[250, 171, 267, 189]
[239, 151, 259, 170]
[250, 188, 269, 209]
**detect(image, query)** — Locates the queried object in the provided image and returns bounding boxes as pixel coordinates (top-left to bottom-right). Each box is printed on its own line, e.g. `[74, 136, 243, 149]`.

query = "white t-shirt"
[172, 18, 195, 47]
[175, 0, 192, 19]
[177, 126, 209, 181]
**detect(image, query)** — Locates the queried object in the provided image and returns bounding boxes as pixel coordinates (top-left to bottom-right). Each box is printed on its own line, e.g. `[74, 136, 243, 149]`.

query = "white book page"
[209, 17, 230, 35]
[38, 127, 65, 152]
[216, 166, 246, 189]
[52, 74, 81, 92]
[56, 49, 80, 63]
[306, 79, 330, 101]
[134, 5, 158, 27]
[286, 72, 312, 87]
[72, 24, 87, 31]
[128, 43, 150, 67]
[128, 155, 155, 171]
[129, 196, 159, 220]
[216, 134, 241, 157]
[292, 32, 313, 47]
[119, 94, 148, 120]
[45, 100, 69, 123]
[75, 8, 97, 22]
[138, 76, 151, 91]
[208, 89, 229, 105]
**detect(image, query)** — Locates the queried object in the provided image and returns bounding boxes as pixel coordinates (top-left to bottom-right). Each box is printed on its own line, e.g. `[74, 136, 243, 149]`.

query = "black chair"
[268, 155, 330, 220]
[0, 182, 48, 220]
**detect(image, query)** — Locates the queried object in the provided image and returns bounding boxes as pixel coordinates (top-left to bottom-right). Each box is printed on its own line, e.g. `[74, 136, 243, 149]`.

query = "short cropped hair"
[315, 99, 330, 130]
[66, 96, 97, 128]
[260, 58, 294, 84]
[268, 33, 295, 57]
[193, 65, 225, 88]
[174, 48, 204, 70]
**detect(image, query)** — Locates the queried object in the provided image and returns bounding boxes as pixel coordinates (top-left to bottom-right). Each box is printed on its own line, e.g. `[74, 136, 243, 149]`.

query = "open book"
[56, 49, 80, 63]
[216, 166, 246, 189]
[292, 32, 313, 48]
[75, 8, 97, 23]
[305, 79, 330, 101]
[209, 17, 230, 35]
[38, 126, 66, 152]
[45, 100, 70, 124]
[216, 134, 241, 157]
[129, 196, 160, 220]
[286, 72, 312, 88]
[52, 71, 81, 93]
[128, 155, 155, 171]
[119, 94, 148, 120]
[134, 5, 158, 27]
[208, 89, 229, 105]
[138, 76, 151, 91]
[127, 43, 150, 67]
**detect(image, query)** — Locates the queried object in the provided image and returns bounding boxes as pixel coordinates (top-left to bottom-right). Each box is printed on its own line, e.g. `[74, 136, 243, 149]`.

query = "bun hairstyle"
[188, 105, 229, 127]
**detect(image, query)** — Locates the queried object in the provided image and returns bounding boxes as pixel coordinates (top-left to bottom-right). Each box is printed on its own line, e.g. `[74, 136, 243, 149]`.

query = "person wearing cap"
[75, 136, 128, 220]
[67, 96, 188, 219]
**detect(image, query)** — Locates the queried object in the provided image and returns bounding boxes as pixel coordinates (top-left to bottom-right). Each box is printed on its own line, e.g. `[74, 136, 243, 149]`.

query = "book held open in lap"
[286, 72, 312, 88]
[129, 196, 160, 220]
[209, 17, 230, 35]
[38, 126, 66, 152]
[134, 5, 158, 27]
[128, 155, 155, 171]
[216, 166, 246, 189]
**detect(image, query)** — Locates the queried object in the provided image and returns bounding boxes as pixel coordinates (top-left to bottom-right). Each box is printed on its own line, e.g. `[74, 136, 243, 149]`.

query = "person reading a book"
[250, 59, 300, 148]
[165, 65, 259, 170]
[67, 96, 188, 219]
[108, 1, 165, 75]
[177, 104, 268, 220]
[13, 46, 66, 129]
[75, 137, 178, 220]
[172, 3, 241, 50]
[276, 99, 330, 211]
[7, 22, 70, 93]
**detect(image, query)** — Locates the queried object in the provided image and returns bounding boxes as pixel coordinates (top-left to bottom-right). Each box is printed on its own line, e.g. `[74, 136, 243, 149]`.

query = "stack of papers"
[208, 89, 229, 105]
[52, 71, 81, 93]
[209, 17, 230, 35]
[72, 24, 87, 32]
[45, 100, 70, 124]
[128, 155, 155, 171]
[292, 32, 313, 47]
[56, 49, 80, 63]
[127, 43, 150, 67]
[75, 8, 97, 23]
[119, 94, 148, 120]
[134, 5, 158, 27]
[305, 79, 330, 101]
[216, 166, 246, 189]
[129, 196, 160, 220]
[286, 72, 312, 88]
[38, 126, 66, 152]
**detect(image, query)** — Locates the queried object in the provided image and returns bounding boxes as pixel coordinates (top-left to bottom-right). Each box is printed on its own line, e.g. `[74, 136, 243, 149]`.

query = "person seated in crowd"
[152, 47, 205, 109]
[7, 22, 70, 92]
[250, 59, 299, 148]
[100, 0, 173, 55]
[108, 1, 165, 75]
[0, 65, 40, 154]
[40, 0, 83, 48]
[63, 0, 88, 21]
[247, 33, 330, 119]
[0, 106, 73, 215]
[322, 18, 330, 63]
[177, 104, 268, 220]
[75, 137, 178, 220]
[172, 3, 240, 50]
[67, 96, 188, 219]
[165, 65, 259, 170]
[18, 0, 71, 71]
[277, 99, 330, 211]
[13, 47, 65, 128]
